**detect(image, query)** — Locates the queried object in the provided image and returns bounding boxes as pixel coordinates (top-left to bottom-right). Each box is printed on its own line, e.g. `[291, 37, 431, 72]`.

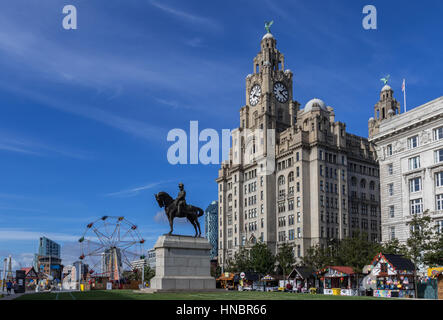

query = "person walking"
[6, 280, 12, 295]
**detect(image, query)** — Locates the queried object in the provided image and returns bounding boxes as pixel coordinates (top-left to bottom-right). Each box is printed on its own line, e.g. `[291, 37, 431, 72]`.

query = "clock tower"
[240, 31, 299, 136]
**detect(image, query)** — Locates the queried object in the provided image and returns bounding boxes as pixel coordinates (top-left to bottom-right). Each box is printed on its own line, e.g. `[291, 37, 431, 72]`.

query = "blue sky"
[0, 0, 442, 268]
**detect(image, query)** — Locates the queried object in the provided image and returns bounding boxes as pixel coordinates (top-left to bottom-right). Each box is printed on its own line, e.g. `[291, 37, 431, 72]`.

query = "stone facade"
[216, 32, 381, 269]
[369, 90, 443, 244]
[148, 235, 215, 292]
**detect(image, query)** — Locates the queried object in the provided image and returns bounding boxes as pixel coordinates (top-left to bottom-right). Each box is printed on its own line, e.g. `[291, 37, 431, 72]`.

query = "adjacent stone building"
[216, 31, 381, 269]
[369, 86, 443, 243]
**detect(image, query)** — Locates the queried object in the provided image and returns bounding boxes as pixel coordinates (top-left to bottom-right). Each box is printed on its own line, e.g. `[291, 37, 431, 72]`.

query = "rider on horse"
[176, 183, 187, 217]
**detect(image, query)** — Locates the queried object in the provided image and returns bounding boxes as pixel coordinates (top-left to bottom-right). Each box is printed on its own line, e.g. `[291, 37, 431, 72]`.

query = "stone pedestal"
[148, 235, 216, 292]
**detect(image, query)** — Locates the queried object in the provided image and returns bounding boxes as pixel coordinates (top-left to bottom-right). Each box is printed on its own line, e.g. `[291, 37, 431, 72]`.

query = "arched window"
[360, 179, 366, 189]
[278, 175, 285, 186]
[351, 177, 357, 186]
[369, 181, 375, 190]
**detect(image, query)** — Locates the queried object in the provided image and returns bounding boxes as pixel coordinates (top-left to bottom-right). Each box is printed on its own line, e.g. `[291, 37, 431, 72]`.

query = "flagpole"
[403, 79, 407, 113]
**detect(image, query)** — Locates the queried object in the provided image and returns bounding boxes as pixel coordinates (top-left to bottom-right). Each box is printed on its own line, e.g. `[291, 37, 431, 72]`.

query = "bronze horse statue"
[154, 191, 204, 237]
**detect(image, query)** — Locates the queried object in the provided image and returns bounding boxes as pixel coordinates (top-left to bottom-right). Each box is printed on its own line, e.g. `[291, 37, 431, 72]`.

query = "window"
[289, 229, 295, 240]
[409, 177, 422, 193]
[288, 199, 294, 211]
[387, 144, 393, 156]
[388, 183, 394, 196]
[409, 156, 420, 170]
[437, 220, 443, 233]
[288, 172, 294, 183]
[362, 204, 368, 215]
[297, 227, 301, 238]
[390, 226, 396, 240]
[387, 164, 393, 175]
[434, 127, 443, 141]
[389, 206, 395, 218]
[435, 149, 443, 163]
[288, 214, 295, 225]
[436, 195, 443, 211]
[410, 198, 423, 215]
[408, 135, 419, 149]
[297, 212, 301, 223]
[436, 172, 443, 187]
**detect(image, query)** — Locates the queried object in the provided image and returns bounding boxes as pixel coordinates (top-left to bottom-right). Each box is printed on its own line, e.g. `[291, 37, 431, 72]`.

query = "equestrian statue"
[154, 183, 204, 237]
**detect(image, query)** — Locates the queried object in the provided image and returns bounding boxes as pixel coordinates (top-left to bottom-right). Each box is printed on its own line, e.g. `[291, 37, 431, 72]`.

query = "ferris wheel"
[78, 216, 145, 281]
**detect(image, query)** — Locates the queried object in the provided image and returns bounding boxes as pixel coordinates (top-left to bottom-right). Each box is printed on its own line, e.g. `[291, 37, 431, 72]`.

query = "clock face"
[249, 84, 261, 106]
[273, 82, 289, 103]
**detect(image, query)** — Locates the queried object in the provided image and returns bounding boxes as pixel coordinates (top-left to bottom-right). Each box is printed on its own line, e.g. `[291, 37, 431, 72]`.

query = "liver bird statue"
[264, 20, 274, 33]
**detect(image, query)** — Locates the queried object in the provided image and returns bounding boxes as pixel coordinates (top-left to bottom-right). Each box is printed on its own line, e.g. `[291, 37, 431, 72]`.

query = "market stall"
[237, 272, 259, 290]
[288, 267, 316, 293]
[260, 275, 278, 292]
[316, 266, 359, 296]
[216, 272, 236, 290]
[368, 253, 415, 298]
[20, 267, 39, 290]
[428, 267, 443, 300]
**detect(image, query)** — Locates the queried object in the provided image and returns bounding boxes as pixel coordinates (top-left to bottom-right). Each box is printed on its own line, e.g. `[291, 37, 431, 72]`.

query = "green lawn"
[15, 290, 386, 300]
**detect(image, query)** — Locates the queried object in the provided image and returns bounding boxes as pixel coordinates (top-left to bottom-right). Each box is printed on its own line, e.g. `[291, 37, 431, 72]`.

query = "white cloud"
[0, 131, 93, 159]
[153, 210, 187, 225]
[0, 229, 79, 242]
[149, 1, 222, 32]
[105, 181, 172, 197]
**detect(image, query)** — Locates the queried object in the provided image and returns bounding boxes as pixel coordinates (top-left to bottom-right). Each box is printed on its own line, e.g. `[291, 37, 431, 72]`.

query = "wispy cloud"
[183, 37, 206, 48]
[149, 1, 222, 32]
[0, 131, 93, 159]
[0, 228, 79, 242]
[105, 181, 172, 197]
[2, 86, 167, 144]
[0, 252, 35, 270]
[153, 210, 187, 225]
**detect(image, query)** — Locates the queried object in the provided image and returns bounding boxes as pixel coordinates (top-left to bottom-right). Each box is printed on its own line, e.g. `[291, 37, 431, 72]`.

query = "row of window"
[390, 220, 443, 240]
[278, 213, 302, 227]
[348, 162, 379, 177]
[387, 127, 443, 157]
[278, 228, 302, 241]
[388, 172, 443, 198]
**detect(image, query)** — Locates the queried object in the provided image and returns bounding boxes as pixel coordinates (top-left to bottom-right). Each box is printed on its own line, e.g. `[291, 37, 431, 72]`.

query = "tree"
[249, 242, 275, 275]
[406, 210, 434, 298]
[381, 238, 408, 256]
[424, 226, 443, 267]
[302, 243, 336, 270]
[122, 265, 155, 283]
[406, 210, 434, 267]
[228, 247, 251, 273]
[335, 232, 381, 273]
[275, 243, 295, 279]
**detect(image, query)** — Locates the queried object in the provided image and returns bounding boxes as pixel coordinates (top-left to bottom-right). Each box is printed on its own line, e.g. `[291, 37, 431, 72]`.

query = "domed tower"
[368, 84, 400, 137]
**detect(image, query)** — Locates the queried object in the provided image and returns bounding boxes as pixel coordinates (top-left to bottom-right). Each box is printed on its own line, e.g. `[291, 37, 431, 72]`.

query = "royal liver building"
[216, 30, 381, 268]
